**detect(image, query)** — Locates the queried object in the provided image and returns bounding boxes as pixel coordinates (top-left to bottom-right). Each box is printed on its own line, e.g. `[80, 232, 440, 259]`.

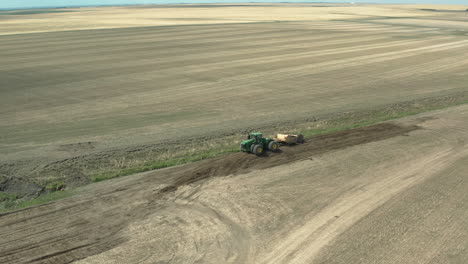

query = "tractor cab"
[247, 132, 263, 144]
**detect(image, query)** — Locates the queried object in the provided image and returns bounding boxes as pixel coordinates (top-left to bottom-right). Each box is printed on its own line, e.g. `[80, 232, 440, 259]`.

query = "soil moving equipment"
[240, 132, 279, 156]
[274, 133, 305, 145]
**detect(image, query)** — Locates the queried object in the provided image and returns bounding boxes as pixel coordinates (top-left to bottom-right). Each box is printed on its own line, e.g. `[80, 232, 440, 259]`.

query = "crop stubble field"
[0, 4, 468, 263]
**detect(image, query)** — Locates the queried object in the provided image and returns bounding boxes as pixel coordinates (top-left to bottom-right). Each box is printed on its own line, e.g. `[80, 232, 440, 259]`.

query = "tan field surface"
[1, 103, 468, 263]
[3, 3, 466, 35]
[1, 4, 468, 263]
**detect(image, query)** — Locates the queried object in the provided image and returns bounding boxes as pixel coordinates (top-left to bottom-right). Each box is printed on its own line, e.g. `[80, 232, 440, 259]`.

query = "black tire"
[268, 141, 279, 152]
[297, 134, 305, 144]
[253, 145, 264, 156]
[250, 144, 256, 153]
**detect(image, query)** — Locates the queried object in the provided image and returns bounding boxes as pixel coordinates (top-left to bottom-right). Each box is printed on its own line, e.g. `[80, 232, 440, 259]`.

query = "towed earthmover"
[240, 132, 279, 156]
[273, 133, 305, 145]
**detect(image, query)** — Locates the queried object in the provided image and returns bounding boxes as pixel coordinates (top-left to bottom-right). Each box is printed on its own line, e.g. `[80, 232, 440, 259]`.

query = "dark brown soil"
[166, 123, 419, 191]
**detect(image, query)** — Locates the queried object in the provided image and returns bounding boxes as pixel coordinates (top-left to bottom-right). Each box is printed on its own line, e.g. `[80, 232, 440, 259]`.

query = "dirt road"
[1, 104, 467, 263]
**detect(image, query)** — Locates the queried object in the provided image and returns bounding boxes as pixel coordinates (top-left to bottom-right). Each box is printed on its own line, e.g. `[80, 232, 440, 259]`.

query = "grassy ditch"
[0, 190, 72, 213]
[0, 178, 70, 213]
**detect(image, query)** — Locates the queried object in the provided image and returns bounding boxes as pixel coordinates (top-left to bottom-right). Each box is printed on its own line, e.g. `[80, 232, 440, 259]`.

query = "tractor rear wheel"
[297, 134, 305, 144]
[268, 141, 279, 152]
[252, 145, 263, 156]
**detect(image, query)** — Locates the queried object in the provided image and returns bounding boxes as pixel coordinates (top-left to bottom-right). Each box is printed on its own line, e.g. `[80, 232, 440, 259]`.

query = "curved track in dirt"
[1, 105, 468, 263]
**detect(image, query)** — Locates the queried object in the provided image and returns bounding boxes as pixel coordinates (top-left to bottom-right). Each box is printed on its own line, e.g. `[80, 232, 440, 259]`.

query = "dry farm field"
[0, 3, 468, 263]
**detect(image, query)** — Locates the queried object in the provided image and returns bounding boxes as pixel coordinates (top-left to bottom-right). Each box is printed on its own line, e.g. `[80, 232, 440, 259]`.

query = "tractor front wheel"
[268, 141, 279, 152]
[252, 145, 264, 156]
[250, 144, 256, 153]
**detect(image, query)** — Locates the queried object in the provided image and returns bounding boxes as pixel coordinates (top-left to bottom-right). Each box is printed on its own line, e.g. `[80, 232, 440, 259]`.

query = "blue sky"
[1, 0, 467, 10]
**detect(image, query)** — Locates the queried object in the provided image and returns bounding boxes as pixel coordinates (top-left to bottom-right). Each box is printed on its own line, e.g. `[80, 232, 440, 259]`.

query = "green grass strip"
[0, 190, 72, 213]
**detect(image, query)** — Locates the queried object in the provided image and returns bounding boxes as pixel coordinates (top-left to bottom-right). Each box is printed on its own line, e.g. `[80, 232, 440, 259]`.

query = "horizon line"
[2, 1, 459, 12]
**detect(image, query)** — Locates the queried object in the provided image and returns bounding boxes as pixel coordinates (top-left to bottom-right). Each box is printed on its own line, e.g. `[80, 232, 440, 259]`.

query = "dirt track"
[1, 104, 467, 263]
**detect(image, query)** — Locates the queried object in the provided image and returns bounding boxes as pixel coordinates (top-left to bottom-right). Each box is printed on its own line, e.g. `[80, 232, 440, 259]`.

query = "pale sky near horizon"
[1, 0, 467, 10]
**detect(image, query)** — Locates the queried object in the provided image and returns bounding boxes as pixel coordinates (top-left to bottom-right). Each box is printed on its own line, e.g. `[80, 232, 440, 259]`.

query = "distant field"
[1, 3, 468, 193]
[0, 10, 76, 15]
[0, 3, 466, 35]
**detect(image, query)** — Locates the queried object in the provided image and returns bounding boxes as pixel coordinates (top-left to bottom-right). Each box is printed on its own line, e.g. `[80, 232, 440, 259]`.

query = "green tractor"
[240, 132, 279, 156]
